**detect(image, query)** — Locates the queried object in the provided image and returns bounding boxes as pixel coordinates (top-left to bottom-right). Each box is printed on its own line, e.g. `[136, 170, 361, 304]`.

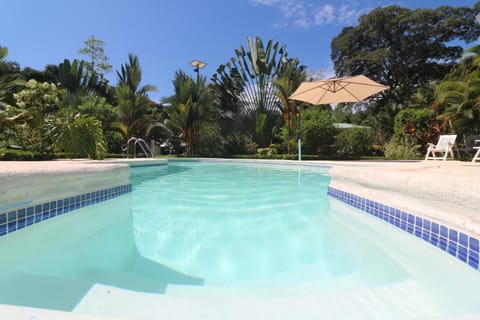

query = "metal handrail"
[125, 137, 153, 158]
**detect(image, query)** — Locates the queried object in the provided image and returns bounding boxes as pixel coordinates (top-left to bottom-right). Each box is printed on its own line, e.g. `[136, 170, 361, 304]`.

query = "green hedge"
[0, 149, 55, 161]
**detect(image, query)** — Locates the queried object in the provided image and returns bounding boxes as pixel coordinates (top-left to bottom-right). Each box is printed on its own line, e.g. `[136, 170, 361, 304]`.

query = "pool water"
[0, 161, 480, 318]
[132, 162, 336, 285]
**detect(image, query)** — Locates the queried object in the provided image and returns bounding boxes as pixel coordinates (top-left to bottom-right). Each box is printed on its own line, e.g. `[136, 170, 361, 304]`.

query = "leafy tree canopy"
[331, 2, 480, 107]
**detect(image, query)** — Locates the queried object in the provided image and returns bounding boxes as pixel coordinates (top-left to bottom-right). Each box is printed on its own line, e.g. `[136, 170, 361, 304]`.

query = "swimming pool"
[1, 160, 480, 319]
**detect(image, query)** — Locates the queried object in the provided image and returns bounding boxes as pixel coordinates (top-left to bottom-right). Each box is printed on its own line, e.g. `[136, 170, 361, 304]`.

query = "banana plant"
[57, 59, 98, 105]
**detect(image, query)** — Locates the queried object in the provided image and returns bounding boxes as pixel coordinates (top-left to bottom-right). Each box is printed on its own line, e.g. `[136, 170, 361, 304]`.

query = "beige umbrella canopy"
[289, 75, 388, 105]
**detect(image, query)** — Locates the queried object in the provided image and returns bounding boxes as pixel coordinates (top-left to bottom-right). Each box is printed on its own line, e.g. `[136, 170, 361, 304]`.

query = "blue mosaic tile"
[394, 219, 400, 228]
[430, 234, 439, 246]
[407, 224, 414, 234]
[459, 253, 468, 263]
[469, 259, 479, 270]
[459, 232, 468, 247]
[431, 222, 439, 235]
[17, 219, 25, 230]
[439, 237, 448, 251]
[0, 183, 131, 237]
[423, 219, 431, 231]
[18, 209, 26, 219]
[470, 238, 479, 252]
[415, 216, 422, 227]
[448, 242, 457, 256]
[7, 211, 16, 222]
[415, 227, 422, 238]
[440, 226, 448, 238]
[408, 214, 414, 224]
[468, 251, 479, 270]
[422, 232, 430, 242]
[470, 250, 479, 263]
[401, 211, 408, 222]
[449, 229, 458, 242]
[8, 221, 16, 232]
[458, 246, 468, 262]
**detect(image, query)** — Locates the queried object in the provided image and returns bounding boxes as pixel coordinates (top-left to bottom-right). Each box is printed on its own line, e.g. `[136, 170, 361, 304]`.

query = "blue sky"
[1, 0, 477, 102]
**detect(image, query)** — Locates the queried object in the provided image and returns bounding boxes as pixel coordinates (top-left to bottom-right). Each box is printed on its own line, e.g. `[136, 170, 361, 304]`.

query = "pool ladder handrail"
[125, 137, 153, 158]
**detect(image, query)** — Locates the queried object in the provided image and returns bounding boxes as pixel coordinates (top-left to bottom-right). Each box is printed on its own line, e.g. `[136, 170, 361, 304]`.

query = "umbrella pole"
[298, 138, 302, 161]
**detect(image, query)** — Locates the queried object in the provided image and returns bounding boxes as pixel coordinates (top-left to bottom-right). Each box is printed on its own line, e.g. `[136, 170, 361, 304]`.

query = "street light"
[190, 59, 207, 82]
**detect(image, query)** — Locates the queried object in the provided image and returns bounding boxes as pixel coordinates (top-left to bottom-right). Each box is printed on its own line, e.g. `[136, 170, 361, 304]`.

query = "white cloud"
[313, 4, 335, 26]
[294, 18, 311, 28]
[251, 0, 374, 29]
[250, 0, 282, 6]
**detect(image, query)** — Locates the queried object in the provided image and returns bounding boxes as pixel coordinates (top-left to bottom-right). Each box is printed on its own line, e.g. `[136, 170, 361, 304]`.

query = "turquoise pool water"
[0, 161, 480, 318]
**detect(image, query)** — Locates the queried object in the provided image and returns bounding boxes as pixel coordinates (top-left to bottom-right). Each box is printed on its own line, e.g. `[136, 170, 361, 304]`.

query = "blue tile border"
[0, 184, 131, 237]
[327, 186, 480, 272]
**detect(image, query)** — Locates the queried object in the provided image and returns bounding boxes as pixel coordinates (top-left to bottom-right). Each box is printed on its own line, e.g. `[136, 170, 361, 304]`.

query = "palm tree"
[434, 45, 480, 135]
[164, 70, 210, 155]
[273, 58, 306, 153]
[114, 54, 157, 140]
[0, 47, 25, 108]
[434, 74, 480, 134]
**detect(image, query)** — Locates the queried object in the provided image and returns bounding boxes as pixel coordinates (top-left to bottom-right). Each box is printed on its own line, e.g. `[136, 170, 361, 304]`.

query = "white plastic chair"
[472, 139, 480, 162]
[424, 135, 457, 161]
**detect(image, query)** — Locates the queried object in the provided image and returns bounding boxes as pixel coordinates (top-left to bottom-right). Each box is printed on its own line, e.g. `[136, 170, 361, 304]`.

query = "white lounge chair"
[424, 134, 457, 161]
[472, 139, 480, 162]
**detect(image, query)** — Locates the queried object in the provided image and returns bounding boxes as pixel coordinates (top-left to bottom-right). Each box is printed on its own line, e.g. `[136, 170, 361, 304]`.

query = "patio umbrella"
[289, 75, 388, 105]
[289, 75, 387, 160]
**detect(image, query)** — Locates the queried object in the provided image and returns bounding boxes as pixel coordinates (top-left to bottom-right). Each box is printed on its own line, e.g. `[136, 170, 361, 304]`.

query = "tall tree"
[331, 3, 480, 108]
[78, 35, 112, 78]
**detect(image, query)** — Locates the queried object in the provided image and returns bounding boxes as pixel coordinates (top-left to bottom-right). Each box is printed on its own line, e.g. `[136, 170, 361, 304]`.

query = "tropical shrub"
[384, 136, 421, 159]
[300, 108, 337, 155]
[224, 134, 257, 155]
[193, 121, 224, 157]
[53, 114, 107, 159]
[335, 128, 374, 159]
[392, 108, 435, 149]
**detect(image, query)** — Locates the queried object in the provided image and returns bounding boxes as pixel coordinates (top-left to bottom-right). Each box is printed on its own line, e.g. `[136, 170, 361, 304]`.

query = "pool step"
[165, 271, 364, 298]
[73, 281, 442, 320]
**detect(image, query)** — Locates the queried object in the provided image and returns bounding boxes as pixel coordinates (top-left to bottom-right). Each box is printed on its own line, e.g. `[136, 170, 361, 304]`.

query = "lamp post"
[190, 60, 207, 83]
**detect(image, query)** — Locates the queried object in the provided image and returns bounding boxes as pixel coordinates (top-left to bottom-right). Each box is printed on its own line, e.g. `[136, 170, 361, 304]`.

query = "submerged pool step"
[165, 271, 364, 299]
[73, 281, 442, 320]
